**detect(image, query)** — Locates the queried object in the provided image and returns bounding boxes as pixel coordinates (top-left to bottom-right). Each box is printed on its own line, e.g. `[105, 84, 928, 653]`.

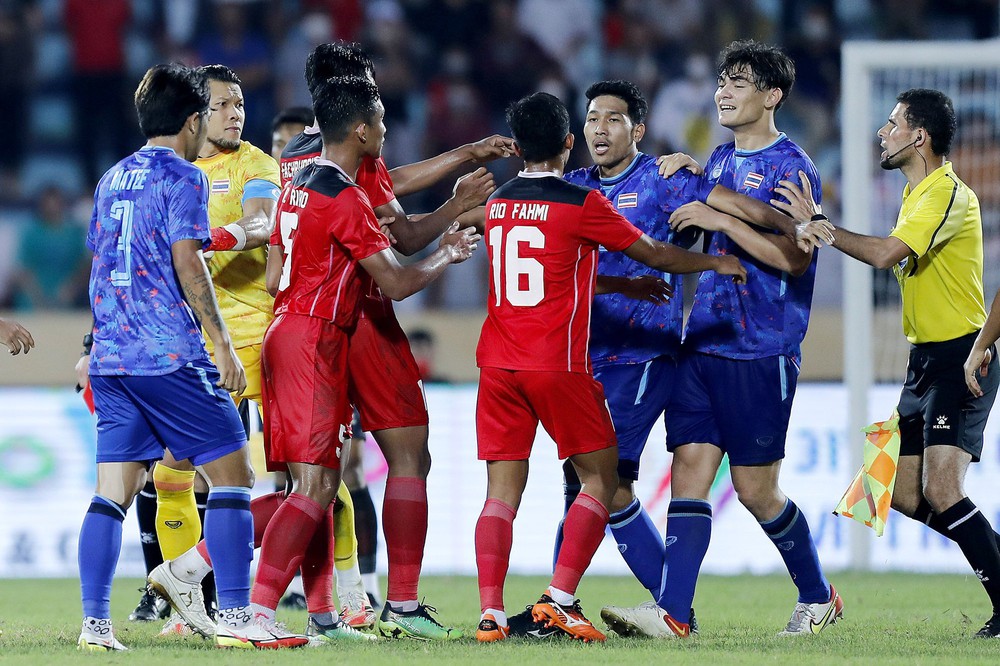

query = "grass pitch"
[0, 573, 996, 664]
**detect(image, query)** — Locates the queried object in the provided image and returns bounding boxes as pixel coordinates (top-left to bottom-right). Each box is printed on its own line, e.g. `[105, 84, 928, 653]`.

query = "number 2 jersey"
[271, 158, 391, 329]
[87, 146, 211, 375]
[477, 171, 643, 374]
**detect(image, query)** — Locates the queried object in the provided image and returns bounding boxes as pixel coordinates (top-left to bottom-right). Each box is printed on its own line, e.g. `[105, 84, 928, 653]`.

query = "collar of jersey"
[305, 122, 320, 135]
[518, 169, 561, 179]
[315, 157, 352, 180]
[903, 161, 954, 201]
[597, 152, 643, 187]
[734, 132, 787, 157]
[139, 145, 176, 154]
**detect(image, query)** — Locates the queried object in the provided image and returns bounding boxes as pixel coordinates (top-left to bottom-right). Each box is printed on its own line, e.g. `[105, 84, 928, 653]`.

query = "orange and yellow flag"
[833, 411, 900, 537]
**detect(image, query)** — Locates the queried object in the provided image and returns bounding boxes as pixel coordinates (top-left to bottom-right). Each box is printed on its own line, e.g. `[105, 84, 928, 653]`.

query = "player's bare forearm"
[975, 290, 1000, 353]
[172, 240, 231, 347]
[713, 215, 811, 276]
[624, 235, 720, 274]
[390, 199, 466, 256]
[707, 185, 798, 237]
[360, 224, 478, 300]
[388, 136, 512, 198]
[457, 206, 486, 234]
[596, 275, 672, 304]
[265, 244, 283, 297]
[236, 198, 275, 249]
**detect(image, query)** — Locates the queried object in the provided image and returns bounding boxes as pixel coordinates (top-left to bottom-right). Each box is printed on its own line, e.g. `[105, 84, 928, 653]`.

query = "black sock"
[195, 490, 216, 614]
[912, 498, 1000, 554]
[350, 487, 379, 574]
[938, 498, 1000, 612]
[135, 481, 163, 575]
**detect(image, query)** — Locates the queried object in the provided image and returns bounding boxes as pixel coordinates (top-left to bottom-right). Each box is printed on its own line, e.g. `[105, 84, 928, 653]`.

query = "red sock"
[250, 493, 325, 610]
[301, 504, 335, 614]
[551, 493, 609, 596]
[475, 499, 516, 613]
[382, 477, 427, 602]
[194, 491, 286, 567]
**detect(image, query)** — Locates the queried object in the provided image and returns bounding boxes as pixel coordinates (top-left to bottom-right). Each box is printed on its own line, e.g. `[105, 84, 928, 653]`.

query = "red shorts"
[476, 367, 617, 461]
[261, 313, 351, 472]
[348, 312, 428, 432]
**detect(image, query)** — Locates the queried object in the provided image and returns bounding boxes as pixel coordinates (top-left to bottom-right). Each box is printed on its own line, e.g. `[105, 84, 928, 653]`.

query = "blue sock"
[657, 498, 712, 625]
[552, 466, 581, 571]
[760, 499, 829, 603]
[79, 495, 126, 618]
[609, 498, 664, 598]
[204, 486, 253, 610]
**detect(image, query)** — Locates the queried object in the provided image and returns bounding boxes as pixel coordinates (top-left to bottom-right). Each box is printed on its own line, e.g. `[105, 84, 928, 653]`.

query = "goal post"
[840, 40, 1000, 570]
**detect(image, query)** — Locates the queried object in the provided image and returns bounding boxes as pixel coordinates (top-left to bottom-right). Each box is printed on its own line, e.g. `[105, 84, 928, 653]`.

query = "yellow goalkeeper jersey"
[195, 141, 281, 349]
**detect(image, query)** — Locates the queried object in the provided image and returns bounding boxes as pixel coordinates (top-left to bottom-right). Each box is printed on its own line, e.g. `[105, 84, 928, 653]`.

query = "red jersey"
[476, 172, 643, 373]
[271, 159, 391, 329]
[280, 127, 398, 320]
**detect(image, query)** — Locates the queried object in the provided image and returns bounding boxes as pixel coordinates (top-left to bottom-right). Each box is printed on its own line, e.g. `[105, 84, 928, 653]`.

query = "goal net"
[841, 40, 1000, 567]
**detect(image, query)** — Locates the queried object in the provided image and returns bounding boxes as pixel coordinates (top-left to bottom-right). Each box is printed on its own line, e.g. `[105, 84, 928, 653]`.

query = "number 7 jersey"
[477, 171, 643, 374]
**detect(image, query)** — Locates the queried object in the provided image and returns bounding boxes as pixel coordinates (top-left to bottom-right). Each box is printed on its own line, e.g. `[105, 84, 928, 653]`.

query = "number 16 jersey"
[477, 171, 643, 374]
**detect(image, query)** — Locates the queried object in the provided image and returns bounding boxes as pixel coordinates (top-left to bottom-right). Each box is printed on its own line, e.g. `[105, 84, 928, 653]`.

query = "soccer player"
[600, 40, 841, 639]
[520, 78, 827, 636]
[0, 317, 33, 354]
[77, 63, 300, 651]
[797, 88, 1000, 638]
[281, 42, 505, 640]
[250, 74, 477, 640]
[149, 63, 282, 635]
[473, 91, 746, 643]
[271, 106, 313, 161]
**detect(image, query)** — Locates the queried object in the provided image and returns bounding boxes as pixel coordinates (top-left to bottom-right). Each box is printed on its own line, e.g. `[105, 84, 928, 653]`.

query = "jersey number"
[488, 225, 545, 307]
[277, 210, 298, 292]
[109, 200, 135, 287]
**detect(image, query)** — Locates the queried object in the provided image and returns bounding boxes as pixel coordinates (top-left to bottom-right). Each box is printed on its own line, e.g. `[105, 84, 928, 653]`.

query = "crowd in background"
[0, 0, 995, 310]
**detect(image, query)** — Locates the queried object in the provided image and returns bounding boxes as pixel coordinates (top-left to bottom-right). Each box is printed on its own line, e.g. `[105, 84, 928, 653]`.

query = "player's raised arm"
[172, 239, 246, 394]
[208, 194, 277, 251]
[622, 233, 746, 283]
[358, 222, 480, 301]
[388, 135, 514, 198]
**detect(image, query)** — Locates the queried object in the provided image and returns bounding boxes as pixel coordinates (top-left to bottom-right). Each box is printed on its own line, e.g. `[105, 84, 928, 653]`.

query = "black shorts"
[897, 331, 999, 462]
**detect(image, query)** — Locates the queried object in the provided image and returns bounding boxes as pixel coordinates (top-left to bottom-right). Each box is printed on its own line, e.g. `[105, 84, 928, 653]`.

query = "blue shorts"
[91, 359, 247, 467]
[666, 353, 798, 466]
[594, 357, 676, 480]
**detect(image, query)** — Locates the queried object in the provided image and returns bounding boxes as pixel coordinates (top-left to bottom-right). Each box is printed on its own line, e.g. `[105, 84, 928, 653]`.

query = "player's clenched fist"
[439, 221, 481, 264]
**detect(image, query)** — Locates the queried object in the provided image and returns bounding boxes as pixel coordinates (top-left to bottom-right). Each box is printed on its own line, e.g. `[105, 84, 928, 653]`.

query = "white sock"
[547, 585, 574, 606]
[251, 603, 276, 623]
[362, 573, 382, 604]
[169, 548, 211, 584]
[336, 564, 363, 597]
[483, 608, 507, 627]
[218, 605, 252, 629]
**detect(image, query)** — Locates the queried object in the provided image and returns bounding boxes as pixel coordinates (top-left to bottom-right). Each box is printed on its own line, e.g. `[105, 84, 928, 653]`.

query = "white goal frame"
[841, 40, 1000, 569]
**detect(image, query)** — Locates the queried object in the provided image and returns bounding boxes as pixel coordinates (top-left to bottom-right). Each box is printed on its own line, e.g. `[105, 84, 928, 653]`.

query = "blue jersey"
[565, 153, 713, 365]
[683, 134, 821, 361]
[87, 146, 212, 376]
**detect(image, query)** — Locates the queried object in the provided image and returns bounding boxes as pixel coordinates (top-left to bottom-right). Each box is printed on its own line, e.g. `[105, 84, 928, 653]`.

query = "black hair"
[897, 88, 957, 155]
[718, 40, 795, 110]
[305, 42, 375, 95]
[272, 106, 315, 133]
[312, 75, 381, 144]
[585, 80, 648, 125]
[133, 64, 210, 138]
[197, 64, 242, 86]
[506, 92, 570, 163]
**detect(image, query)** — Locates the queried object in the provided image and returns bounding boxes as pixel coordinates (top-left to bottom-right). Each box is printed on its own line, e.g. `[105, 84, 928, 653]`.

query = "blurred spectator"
[12, 185, 89, 310]
[0, 1, 38, 198]
[405, 0, 489, 52]
[302, 0, 364, 42]
[276, 10, 335, 108]
[647, 52, 731, 163]
[64, 0, 132, 189]
[516, 0, 602, 91]
[271, 106, 314, 161]
[197, 1, 274, 150]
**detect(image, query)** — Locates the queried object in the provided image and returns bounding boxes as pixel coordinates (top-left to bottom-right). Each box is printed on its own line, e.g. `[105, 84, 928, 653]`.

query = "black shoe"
[128, 588, 170, 622]
[689, 607, 699, 635]
[279, 592, 308, 610]
[974, 612, 1000, 638]
[506, 604, 565, 639]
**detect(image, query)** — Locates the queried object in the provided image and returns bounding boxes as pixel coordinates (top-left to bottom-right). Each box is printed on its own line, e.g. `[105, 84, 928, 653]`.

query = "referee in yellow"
[784, 88, 1000, 638]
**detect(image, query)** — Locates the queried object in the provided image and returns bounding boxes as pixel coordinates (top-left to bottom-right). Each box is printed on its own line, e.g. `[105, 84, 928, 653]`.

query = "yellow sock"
[333, 481, 359, 572]
[152, 464, 200, 560]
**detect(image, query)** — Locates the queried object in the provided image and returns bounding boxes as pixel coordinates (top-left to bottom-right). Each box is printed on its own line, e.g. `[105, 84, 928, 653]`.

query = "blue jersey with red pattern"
[87, 146, 212, 375]
[565, 153, 713, 366]
[683, 134, 820, 360]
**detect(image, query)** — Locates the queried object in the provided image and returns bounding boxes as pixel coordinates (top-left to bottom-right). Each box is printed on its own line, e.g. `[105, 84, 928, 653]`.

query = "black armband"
[82, 333, 93, 356]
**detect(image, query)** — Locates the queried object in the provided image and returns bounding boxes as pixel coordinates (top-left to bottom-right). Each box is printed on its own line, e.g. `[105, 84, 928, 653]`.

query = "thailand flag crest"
[617, 192, 638, 208]
[742, 172, 764, 190]
[211, 179, 230, 194]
